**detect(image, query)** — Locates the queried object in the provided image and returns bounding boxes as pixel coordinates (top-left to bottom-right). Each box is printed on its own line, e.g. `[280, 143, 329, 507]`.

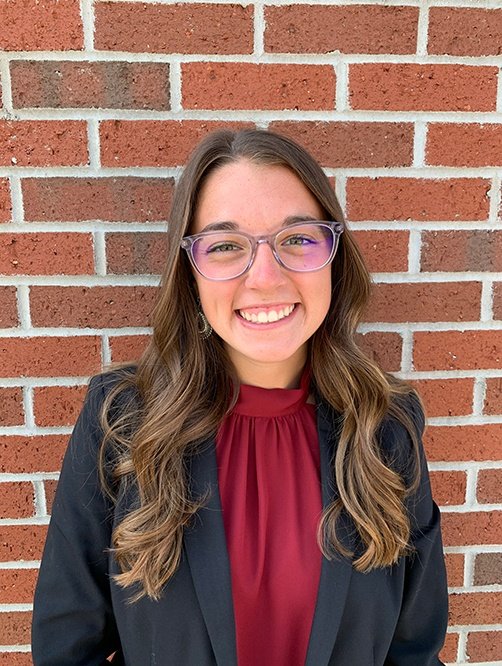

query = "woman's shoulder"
[88, 364, 138, 394]
[85, 365, 140, 413]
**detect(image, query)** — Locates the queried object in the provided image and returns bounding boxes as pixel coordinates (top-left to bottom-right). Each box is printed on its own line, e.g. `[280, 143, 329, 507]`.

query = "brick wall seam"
[15, 285, 31, 329]
[0, 59, 13, 113]
[170, 61, 183, 111]
[335, 61, 349, 110]
[407, 229, 421, 272]
[254, 1, 265, 55]
[489, 174, 502, 222]
[416, 0, 429, 56]
[87, 118, 101, 168]
[480, 282, 495, 322]
[93, 231, 108, 275]
[80, 0, 96, 51]
[8, 176, 24, 224]
[474, 378, 488, 416]
[32, 480, 46, 517]
[497, 70, 502, 112]
[3, 54, 502, 70]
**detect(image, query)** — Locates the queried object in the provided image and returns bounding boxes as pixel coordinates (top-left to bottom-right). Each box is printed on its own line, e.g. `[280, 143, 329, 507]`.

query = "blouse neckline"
[232, 365, 312, 418]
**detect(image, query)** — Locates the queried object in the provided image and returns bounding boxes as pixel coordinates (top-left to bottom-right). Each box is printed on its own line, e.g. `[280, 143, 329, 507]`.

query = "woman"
[32, 129, 448, 665]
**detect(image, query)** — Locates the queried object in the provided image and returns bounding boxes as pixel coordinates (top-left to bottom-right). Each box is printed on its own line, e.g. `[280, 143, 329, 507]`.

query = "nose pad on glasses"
[244, 241, 285, 285]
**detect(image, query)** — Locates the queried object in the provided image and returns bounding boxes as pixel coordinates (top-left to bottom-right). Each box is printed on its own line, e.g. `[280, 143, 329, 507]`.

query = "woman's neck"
[229, 350, 307, 389]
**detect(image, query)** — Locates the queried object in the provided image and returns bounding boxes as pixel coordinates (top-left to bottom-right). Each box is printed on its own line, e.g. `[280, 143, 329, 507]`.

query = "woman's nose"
[243, 241, 286, 289]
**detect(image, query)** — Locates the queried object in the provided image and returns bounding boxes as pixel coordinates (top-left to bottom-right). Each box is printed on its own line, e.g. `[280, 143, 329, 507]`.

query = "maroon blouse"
[215, 370, 322, 666]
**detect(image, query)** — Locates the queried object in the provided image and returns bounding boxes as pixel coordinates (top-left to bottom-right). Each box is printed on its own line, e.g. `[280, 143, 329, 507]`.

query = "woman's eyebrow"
[200, 221, 239, 232]
[201, 215, 320, 233]
[282, 214, 319, 226]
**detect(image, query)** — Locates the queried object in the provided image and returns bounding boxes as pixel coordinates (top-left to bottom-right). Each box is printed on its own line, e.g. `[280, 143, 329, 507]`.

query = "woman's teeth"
[238, 304, 295, 324]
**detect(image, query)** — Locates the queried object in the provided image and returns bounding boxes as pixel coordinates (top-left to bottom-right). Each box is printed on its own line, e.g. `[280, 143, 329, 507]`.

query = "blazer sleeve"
[32, 374, 122, 666]
[385, 395, 449, 666]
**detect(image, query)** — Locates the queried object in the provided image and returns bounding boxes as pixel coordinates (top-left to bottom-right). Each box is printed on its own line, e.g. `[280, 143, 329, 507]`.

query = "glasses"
[180, 221, 344, 281]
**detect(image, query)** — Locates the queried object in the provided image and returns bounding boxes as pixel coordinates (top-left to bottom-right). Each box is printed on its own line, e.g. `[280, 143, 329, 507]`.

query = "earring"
[197, 300, 212, 339]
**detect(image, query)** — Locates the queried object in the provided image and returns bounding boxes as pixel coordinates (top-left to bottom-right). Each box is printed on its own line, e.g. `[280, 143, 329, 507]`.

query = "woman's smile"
[237, 303, 297, 324]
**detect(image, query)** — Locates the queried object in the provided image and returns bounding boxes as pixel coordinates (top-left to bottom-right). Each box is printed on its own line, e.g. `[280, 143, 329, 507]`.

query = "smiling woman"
[32, 129, 448, 666]
[188, 160, 336, 388]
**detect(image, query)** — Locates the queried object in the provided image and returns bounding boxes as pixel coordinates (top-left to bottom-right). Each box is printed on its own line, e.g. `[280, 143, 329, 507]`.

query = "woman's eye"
[207, 242, 241, 253]
[282, 235, 314, 246]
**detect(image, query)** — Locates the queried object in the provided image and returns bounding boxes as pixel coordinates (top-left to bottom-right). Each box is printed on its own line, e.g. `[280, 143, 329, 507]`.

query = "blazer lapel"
[305, 401, 353, 666]
[184, 438, 238, 666]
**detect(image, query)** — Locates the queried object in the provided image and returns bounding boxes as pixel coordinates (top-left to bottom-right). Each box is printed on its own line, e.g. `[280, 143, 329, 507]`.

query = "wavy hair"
[100, 128, 423, 600]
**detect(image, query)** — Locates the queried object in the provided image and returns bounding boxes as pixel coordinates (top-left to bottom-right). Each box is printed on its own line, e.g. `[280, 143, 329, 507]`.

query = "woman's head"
[154, 128, 371, 387]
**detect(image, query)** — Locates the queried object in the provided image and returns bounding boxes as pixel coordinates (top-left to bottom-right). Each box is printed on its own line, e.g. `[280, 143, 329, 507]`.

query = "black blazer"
[32, 373, 448, 665]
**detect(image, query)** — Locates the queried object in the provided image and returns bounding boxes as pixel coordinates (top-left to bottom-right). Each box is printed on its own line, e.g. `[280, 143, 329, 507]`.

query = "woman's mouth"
[237, 304, 296, 324]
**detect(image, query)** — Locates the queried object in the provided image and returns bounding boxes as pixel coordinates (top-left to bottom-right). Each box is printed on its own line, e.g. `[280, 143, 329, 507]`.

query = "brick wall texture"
[0, 1, 501, 663]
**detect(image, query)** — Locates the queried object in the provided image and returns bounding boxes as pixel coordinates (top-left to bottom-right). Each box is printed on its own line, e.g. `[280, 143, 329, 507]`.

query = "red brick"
[33, 385, 86, 427]
[0, 120, 87, 167]
[490, 282, 502, 320]
[439, 632, 458, 664]
[449, 591, 502, 625]
[425, 424, 502, 462]
[365, 282, 481, 323]
[106, 232, 167, 275]
[0, 387, 23, 426]
[477, 469, 502, 504]
[0, 0, 82, 51]
[485, 377, 502, 415]
[430, 471, 466, 507]
[355, 332, 402, 372]
[0, 435, 67, 473]
[442, 512, 502, 547]
[0, 233, 93, 275]
[445, 553, 464, 587]
[95, 2, 253, 54]
[414, 331, 502, 372]
[10, 61, 170, 110]
[410, 378, 473, 418]
[349, 64, 498, 112]
[269, 121, 413, 168]
[422, 230, 502, 272]
[0, 482, 34, 519]
[44, 479, 58, 514]
[427, 123, 502, 167]
[0, 286, 18, 326]
[30, 286, 157, 328]
[467, 630, 502, 662]
[0, 610, 31, 644]
[0, 569, 37, 604]
[182, 63, 335, 111]
[0, 654, 32, 665]
[347, 178, 490, 222]
[265, 5, 418, 55]
[429, 8, 502, 57]
[474, 552, 502, 586]
[109, 334, 150, 364]
[23, 177, 173, 223]
[352, 230, 409, 273]
[0, 336, 101, 377]
[0, 178, 11, 222]
[100, 120, 253, 168]
[0, 525, 47, 560]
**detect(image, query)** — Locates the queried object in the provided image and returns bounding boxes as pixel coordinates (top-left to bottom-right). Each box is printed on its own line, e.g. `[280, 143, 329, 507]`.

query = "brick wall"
[0, 1, 501, 663]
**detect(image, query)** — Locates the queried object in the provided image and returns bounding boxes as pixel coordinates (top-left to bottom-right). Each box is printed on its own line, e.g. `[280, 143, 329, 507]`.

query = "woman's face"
[191, 159, 332, 388]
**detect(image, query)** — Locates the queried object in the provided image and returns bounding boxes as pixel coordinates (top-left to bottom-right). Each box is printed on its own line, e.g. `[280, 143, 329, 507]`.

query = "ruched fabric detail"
[216, 369, 322, 666]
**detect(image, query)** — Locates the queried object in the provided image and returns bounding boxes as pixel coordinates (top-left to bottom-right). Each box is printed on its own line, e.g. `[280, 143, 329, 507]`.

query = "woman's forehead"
[192, 160, 324, 234]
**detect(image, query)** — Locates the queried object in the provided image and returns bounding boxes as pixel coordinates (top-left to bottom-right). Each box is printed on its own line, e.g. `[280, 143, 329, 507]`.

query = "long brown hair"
[100, 128, 422, 600]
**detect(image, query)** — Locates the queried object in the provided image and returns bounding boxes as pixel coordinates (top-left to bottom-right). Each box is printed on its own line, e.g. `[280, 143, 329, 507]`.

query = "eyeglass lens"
[191, 223, 336, 279]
